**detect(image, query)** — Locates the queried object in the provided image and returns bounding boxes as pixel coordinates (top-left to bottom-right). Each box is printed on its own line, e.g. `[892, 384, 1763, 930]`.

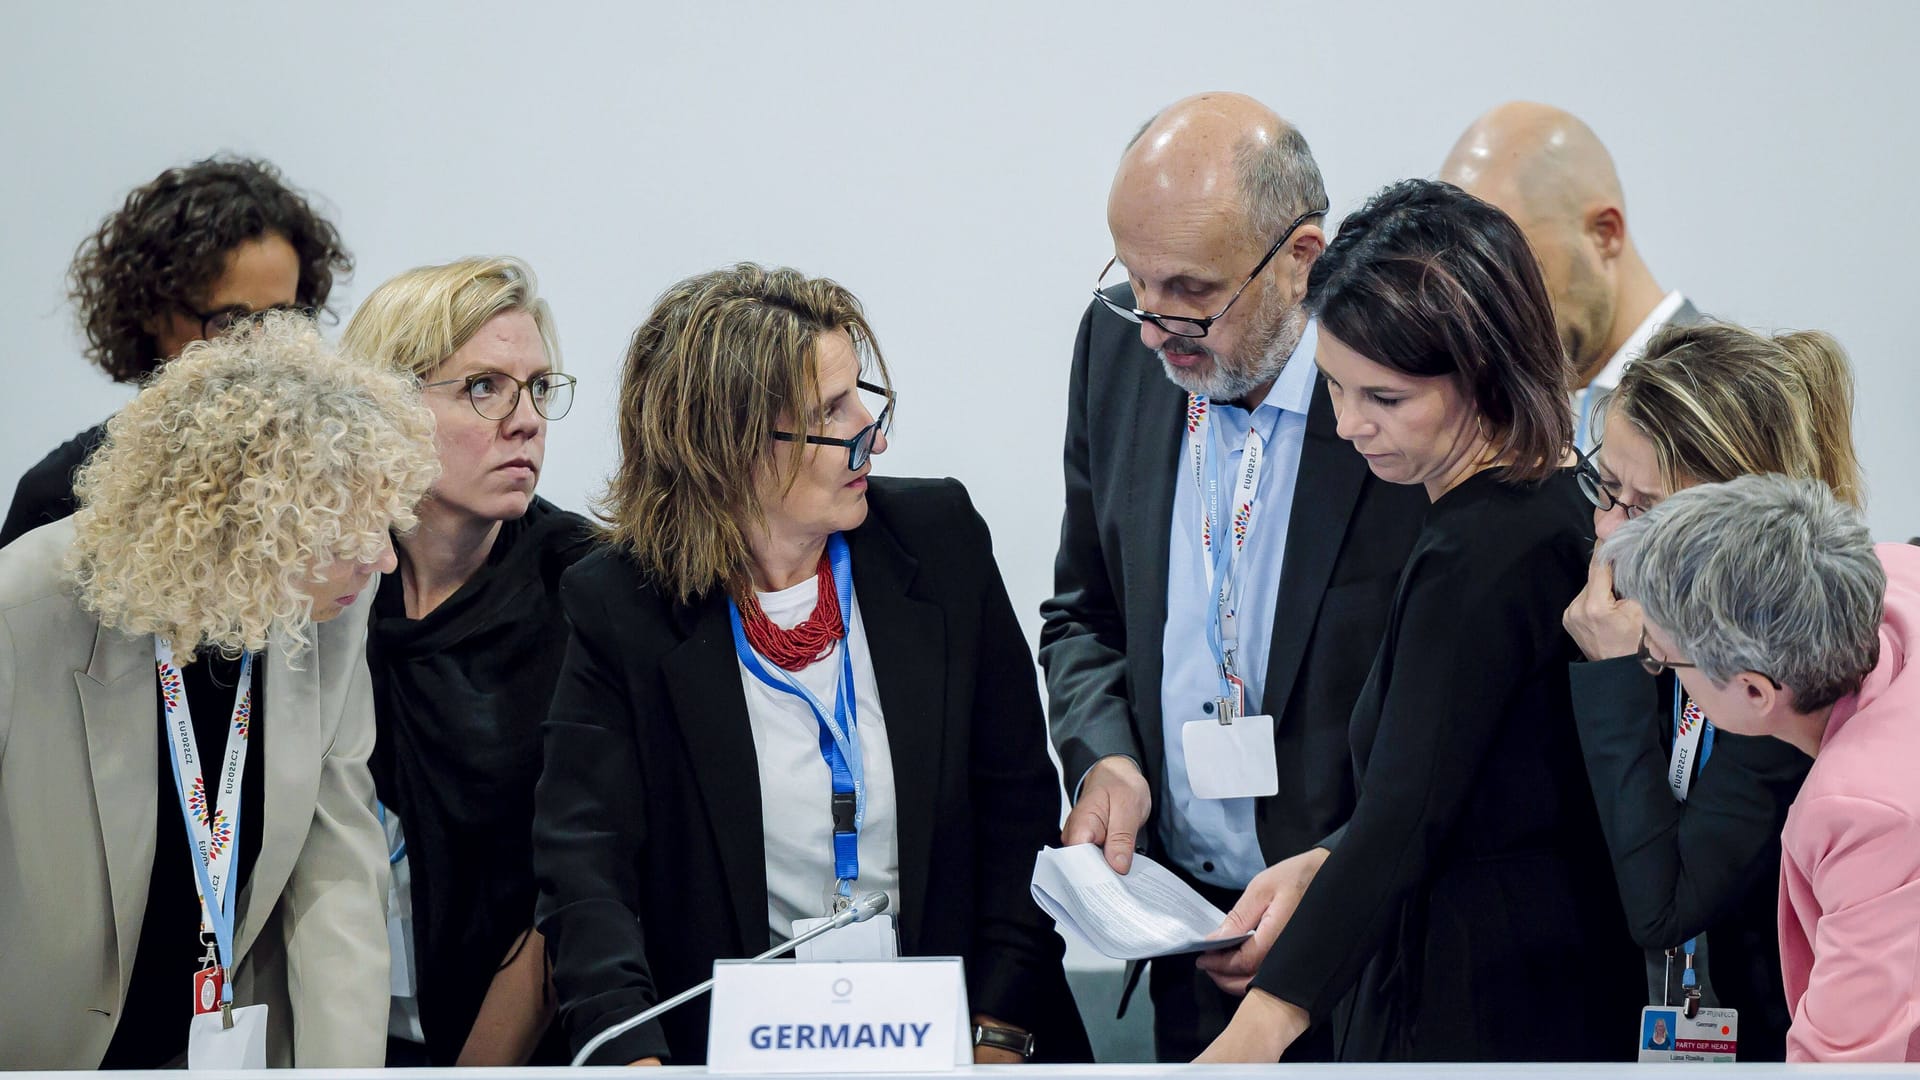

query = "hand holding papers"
[1030, 844, 1250, 960]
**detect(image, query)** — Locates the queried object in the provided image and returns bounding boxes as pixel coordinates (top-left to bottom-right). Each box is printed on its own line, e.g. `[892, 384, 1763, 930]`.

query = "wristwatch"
[972, 1023, 1035, 1059]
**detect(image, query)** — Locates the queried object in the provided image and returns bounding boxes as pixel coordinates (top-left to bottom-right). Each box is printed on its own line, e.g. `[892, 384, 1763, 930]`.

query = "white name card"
[707, 957, 969, 1074]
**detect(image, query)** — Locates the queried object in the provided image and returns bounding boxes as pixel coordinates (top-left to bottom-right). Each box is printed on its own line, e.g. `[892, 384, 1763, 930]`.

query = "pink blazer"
[1779, 542, 1920, 1062]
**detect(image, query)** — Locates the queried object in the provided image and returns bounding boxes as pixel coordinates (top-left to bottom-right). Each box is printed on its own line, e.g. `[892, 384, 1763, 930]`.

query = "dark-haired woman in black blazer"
[532, 264, 1090, 1067]
[1197, 181, 1641, 1063]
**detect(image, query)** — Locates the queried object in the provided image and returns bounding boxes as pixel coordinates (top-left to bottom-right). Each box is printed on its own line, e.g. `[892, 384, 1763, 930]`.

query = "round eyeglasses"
[771, 380, 895, 471]
[423, 370, 578, 421]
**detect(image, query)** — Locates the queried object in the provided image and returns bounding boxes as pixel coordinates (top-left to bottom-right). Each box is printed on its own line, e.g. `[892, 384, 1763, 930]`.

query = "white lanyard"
[157, 639, 254, 1006]
[1186, 394, 1269, 700]
[1667, 684, 1713, 802]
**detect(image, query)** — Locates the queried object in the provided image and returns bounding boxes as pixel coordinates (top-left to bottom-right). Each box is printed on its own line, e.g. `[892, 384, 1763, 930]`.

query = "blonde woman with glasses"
[0, 312, 437, 1068]
[341, 256, 593, 1067]
[1565, 320, 1863, 1060]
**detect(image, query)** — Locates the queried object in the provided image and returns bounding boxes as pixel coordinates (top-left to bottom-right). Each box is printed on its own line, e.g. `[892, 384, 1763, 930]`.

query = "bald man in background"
[1441, 102, 1701, 448]
[1039, 92, 1425, 1060]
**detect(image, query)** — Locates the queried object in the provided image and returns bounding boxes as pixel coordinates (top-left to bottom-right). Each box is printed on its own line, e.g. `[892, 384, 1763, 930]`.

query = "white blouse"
[738, 575, 901, 942]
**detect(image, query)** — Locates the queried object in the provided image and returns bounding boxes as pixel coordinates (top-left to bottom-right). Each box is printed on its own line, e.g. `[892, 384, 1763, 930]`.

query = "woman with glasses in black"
[2, 156, 350, 548]
[1563, 320, 1862, 1060]
[531, 263, 1090, 1067]
[341, 257, 592, 1067]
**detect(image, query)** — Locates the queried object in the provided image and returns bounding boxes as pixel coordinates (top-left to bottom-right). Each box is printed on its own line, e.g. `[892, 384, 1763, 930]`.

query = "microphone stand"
[570, 891, 891, 1066]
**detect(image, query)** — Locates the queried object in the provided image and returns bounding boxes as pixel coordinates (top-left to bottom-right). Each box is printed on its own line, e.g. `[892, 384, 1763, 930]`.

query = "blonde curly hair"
[65, 311, 440, 659]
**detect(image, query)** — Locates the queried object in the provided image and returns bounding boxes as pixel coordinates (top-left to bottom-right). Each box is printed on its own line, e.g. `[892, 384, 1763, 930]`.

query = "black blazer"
[1039, 293, 1427, 863]
[1571, 656, 1811, 1061]
[1250, 471, 1643, 1061]
[0, 423, 105, 549]
[532, 478, 1092, 1065]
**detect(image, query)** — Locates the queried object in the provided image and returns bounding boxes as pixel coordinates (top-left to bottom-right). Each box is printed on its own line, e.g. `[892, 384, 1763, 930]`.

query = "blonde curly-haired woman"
[0, 312, 438, 1068]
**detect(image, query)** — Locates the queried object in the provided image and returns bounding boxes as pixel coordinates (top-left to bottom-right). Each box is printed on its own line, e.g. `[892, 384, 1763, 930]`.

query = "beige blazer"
[0, 519, 389, 1068]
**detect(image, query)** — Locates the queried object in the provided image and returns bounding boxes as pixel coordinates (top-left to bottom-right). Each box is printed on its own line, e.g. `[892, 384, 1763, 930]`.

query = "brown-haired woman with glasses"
[1197, 179, 1641, 1063]
[3, 156, 351, 547]
[342, 257, 592, 1067]
[531, 263, 1090, 1067]
[1561, 321, 1864, 1060]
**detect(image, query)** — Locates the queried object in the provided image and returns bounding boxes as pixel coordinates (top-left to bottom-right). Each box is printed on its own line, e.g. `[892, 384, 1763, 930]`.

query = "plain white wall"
[5, 0, 1917, 662]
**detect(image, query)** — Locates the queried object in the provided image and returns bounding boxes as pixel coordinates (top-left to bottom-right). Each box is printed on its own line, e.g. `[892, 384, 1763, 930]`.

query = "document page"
[1030, 844, 1250, 960]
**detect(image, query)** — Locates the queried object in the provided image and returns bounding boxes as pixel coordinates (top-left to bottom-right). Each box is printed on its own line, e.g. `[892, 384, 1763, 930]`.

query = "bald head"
[1101, 93, 1327, 405]
[1439, 101, 1623, 227]
[1440, 102, 1665, 383]
[1110, 92, 1324, 247]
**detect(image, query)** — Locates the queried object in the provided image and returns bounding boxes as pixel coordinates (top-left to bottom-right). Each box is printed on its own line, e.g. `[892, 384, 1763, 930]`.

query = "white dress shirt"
[739, 574, 901, 942]
[1573, 290, 1687, 450]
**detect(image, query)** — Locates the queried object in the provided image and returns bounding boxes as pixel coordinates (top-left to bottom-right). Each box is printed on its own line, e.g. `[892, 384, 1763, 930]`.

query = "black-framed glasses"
[771, 380, 895, 470]
[1638, 627, 1782, 688]
[1576, 444, 1650, 520]
[1636, 628, 1696, 677]
[1093, 204, 1328, 339]
[423, 370, 578, 421]
[194, 302, 315, 338]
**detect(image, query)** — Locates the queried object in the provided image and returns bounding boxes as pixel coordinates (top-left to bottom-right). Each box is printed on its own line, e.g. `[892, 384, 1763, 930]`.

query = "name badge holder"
[1180, 395, 1279, 799]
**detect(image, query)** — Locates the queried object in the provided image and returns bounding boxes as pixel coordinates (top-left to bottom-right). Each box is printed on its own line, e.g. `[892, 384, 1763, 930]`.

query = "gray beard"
[1158, 305, 1308, 402]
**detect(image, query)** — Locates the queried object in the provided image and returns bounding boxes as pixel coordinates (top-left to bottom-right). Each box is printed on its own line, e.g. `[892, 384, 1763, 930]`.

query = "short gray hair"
[1605, 474, 1883, 712]
[1235, 125, 1327, 245]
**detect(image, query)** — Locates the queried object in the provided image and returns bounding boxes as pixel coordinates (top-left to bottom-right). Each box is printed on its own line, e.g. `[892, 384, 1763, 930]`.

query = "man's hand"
[1194, 987, 1307, 1063]
[1060, 756, 1152, 874]
[1196, 846, 1329, 996]
[1564, 548, 1644, 661]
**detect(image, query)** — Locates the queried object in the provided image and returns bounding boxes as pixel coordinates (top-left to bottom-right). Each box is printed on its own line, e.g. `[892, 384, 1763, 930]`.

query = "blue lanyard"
[160, 648, 254, 1011]
[1672, 680, 1716, 772]
[1670, 680, 1713, 997]
[728, 533, 863, 903]
[375, 801, 407, 865]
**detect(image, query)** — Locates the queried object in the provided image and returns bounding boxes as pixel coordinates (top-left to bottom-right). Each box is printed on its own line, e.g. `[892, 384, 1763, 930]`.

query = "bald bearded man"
[1039, 93, 1425, 1061]
[1441, 102, 1701, 449]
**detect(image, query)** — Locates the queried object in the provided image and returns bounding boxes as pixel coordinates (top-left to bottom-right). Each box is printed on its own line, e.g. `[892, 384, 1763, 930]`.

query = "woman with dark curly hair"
[0, 156, 352, 547]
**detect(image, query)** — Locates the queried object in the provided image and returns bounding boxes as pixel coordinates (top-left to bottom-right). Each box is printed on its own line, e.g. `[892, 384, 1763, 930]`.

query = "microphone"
[570, 891, 892, 1066]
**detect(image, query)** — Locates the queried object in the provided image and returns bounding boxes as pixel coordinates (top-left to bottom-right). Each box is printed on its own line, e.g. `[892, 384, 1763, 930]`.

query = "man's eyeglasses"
[1637, 627, 1781, 688]
[1093, 205, 1328, 339]
[771, 380, 894, 471]
[194, 303, 315, 338]
[423, 370, 578, 421]
[1576, 445, 1649, 520]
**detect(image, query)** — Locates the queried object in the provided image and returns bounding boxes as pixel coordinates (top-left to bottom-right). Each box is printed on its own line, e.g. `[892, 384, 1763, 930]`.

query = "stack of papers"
[1030, 844, 1250, 960]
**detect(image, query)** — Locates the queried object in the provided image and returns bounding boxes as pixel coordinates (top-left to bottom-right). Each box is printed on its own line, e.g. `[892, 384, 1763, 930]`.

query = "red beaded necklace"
[737, 553, 844, 672]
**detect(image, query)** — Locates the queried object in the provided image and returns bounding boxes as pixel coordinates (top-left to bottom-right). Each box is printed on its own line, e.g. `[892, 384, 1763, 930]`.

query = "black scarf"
[367, 497, 595, 1063]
